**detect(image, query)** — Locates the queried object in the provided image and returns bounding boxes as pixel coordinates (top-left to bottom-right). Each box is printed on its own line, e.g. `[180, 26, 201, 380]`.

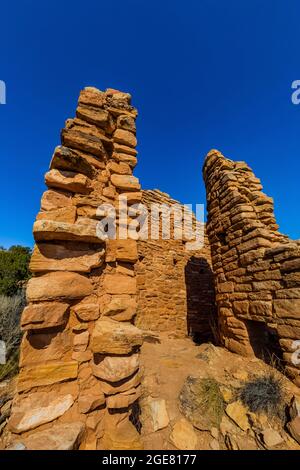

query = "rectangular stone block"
[45, 169, 91, 194]
[21, 302, 69, 330]
[33, 220, 104, 243]
[274, 299, 300, 319]
[106, 239, 138, 263]
[62, 129, 107, 158]
[50, 146, 94, 177]
[18, 361, 78, 392]
[26, 271, 93, 301]
[103, 274, 137, 295]
[30, 243, 104, 273]
[36, 207, 76, 224]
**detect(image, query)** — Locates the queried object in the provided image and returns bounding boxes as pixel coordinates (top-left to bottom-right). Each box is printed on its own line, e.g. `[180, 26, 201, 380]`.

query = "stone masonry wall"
[8, 87, 145, 450]
[203, 149, 300, 386]
[135, 190, 216, 342]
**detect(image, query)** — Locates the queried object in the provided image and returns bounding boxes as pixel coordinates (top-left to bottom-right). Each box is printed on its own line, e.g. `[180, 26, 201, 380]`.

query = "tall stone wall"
[8, 87, 145, 450]
[203, 149, 300, 386]
[135, 190, 216, 342]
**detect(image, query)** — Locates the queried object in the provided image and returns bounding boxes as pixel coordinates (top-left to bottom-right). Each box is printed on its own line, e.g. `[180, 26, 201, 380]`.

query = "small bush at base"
[239, 372, 284, 418]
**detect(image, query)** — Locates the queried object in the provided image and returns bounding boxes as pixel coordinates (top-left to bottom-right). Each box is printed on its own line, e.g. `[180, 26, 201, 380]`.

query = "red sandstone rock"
[113, 129, 137, 148]
[30, 242, 104, 273]
[103, 274, 137, 295]
[21, 301, 69, 330]
[9, 392, 74, 433]
[36, 206, 77, 224]
[91, 318, 143, 354]
[41, 189, 73, 211]
[26, 272, 93, 301]
[110, 174, 140, 191]
[17, 361, 78, 392]
[106, 239, 138, 263]
[92, 354, 139, 382]
[45, 169, 91, 194]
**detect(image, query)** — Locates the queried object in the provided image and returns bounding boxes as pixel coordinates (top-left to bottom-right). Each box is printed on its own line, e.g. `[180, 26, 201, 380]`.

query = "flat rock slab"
[17, 361, 78, 392]
[91, 318, 143, 354]
[170, 418, 198, 450]
[9, 392, 74, 433]
[12, 422, 85, 450]
[92, 354, 139, 382]
[26, 272, 93, 302]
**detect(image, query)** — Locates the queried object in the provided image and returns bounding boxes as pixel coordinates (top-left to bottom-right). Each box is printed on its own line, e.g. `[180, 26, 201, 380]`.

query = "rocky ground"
[139, 334, 300, 450]
[1, 336, 300, 450]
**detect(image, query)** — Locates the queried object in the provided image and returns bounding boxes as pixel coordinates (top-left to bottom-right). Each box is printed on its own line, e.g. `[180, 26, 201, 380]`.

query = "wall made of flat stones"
[203, 149, 300, 386]
[135, 190, 216, 342]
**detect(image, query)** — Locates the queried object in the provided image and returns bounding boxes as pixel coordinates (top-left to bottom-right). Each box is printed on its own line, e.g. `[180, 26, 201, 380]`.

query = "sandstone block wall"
[203, 150, 300, 386]
[9, 87, 144, 450]
[135, 190, 216, 342]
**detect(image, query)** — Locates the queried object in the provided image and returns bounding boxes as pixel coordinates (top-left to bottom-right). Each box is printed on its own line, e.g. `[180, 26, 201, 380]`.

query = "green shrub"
[0, 245, 31, 296]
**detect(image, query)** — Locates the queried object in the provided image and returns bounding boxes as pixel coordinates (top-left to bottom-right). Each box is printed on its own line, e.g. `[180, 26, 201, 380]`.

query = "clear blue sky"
[0, 0, 299, 248]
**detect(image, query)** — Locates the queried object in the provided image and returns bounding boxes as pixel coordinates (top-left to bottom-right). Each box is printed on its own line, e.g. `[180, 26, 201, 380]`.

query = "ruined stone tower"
[203, 150, 300, 386]
[9, 87, 144, 450]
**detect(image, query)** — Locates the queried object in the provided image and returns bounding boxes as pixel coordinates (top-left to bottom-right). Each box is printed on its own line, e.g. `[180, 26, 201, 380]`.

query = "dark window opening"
[217, 231, 226, 246]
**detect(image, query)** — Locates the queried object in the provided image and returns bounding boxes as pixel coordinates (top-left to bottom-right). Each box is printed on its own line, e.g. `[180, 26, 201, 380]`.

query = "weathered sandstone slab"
[78, 87, 105, 108]
[100, 295, 137, 322]
[26, 272, 93, 301]
[21, 302, 69, 330]
[78, 392, 105, 413]
[92, 354, 139, 382]
[16, 422, 85, 450]
[62, 129, 107, 158]
[76, 105, 109, 128]
[73, 300, 100, 321]
[41, 189, 73, 211]
[99, 370, 141, 396]
[50, 146, 94, 177]
[36, 206, 76, 224]
[113, 129, 137, 148]
[9, 392, 74, 433]
[117, 115, 136, 133]
[106, 385, 141, 409]
[110, 174, 140, 191]
[20, 329, 72, 367]
[45, 169, 91, 194]
[103, 274, 137, 295]
[33, 220, 103, 243]
[30, 243, 104, 273]
[18, 361, 78, 392]
[91, 318, 143, 354]
[170, 418, 198, 450]
[106, 239, 138, 263]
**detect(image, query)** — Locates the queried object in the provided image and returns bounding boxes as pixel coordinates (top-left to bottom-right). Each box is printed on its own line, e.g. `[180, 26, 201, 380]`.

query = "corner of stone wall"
[8, 87, 144, 450]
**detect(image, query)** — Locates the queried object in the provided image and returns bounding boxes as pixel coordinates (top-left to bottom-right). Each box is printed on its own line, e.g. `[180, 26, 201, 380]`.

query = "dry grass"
[239, 371, 285, 419]
[197, 377, 225, 426]
[180, 376, 225, 429]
